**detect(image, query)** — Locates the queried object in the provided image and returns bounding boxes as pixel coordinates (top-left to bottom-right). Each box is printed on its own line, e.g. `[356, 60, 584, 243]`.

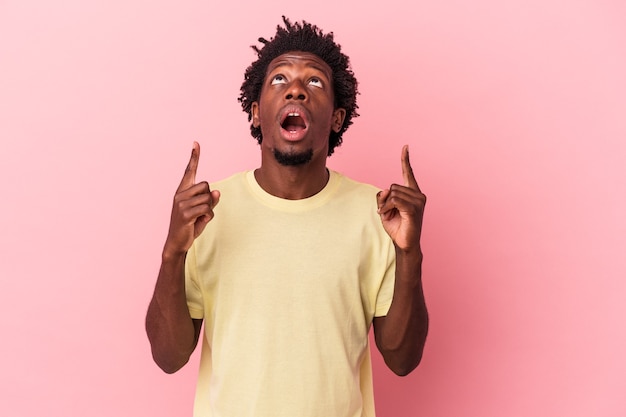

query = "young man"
[146, 17, 428, 417]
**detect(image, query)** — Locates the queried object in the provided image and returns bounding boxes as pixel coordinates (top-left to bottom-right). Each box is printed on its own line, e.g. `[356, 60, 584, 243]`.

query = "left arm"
[373, 145, 429, 376]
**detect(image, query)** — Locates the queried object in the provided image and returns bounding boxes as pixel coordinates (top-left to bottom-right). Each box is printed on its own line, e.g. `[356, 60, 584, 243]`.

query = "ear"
[251, 102, 260, 127]
[331, 108, 346, 133]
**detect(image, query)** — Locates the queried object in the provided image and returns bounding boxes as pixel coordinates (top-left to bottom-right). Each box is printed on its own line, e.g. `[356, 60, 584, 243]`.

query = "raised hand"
[377, 145, 426, 254]
[163, 142, 220, 258]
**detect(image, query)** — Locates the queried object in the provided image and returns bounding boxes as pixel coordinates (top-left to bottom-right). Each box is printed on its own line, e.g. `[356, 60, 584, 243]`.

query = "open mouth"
[280, 111, 307, 133]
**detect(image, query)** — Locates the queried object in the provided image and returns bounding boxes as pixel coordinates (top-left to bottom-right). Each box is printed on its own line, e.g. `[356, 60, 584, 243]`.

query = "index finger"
[401, 144, 421, 192]
[177, 141, 200, 192]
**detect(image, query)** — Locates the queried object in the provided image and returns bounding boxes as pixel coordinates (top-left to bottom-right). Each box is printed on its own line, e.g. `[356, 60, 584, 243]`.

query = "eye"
[271, 75, 287, 85]
[308, 77, 323, 88]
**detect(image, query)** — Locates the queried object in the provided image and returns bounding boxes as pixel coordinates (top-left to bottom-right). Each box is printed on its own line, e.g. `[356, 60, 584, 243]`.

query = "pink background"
[1, 1, 625, 416]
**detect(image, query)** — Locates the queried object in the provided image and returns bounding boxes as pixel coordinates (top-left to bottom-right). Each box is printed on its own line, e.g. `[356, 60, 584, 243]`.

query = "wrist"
[162, 245, 187, 264]
[394, 248, 423, 285]
[395, 246, 423, 262]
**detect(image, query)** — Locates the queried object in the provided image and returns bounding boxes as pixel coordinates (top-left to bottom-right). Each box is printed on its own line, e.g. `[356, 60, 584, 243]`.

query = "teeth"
[288, 112, 300, 117]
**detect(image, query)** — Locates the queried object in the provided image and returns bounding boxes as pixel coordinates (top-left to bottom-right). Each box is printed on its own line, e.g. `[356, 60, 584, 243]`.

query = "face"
[251, 51, 346, 165]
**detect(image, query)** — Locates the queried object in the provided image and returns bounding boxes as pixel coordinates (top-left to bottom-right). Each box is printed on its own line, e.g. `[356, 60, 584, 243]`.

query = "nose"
[285, 79, 307, 101]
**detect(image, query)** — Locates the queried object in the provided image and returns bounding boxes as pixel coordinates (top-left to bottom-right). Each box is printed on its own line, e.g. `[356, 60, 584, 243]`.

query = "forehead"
[266, 51, 333, 79]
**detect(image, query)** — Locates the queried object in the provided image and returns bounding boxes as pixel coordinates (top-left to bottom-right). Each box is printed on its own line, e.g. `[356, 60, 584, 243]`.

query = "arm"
[145, 142, 220, 374]
[373, 145, 429, 376]
[146, 253, 203, 374]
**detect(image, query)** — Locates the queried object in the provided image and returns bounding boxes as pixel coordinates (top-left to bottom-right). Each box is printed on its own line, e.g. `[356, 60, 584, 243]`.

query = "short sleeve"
[374, 236, 396, 317]
[185, 243, 205, 319]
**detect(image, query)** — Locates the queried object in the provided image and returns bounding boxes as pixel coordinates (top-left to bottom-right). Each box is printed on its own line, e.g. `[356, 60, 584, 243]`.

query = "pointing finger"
[401, 145, 421, 192]
[177, 142, 201, 192]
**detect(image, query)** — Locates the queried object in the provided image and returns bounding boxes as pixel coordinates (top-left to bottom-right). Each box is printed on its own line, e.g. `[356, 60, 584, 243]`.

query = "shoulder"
[331, 170, 381, 200]
[210, 171, 247, 190]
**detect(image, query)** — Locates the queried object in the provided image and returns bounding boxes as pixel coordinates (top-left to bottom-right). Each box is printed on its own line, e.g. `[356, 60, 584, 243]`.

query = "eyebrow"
[268, 61, 331, 79]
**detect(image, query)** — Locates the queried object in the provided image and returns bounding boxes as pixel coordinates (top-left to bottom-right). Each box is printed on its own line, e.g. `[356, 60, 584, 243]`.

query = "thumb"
[377, 189, 390, 211]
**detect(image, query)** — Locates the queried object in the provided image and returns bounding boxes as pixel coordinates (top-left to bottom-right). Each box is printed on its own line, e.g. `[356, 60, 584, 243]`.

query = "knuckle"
[180, 211, 193, 222]
[173, 199, 185, 211]
[198, 181, 210, 192]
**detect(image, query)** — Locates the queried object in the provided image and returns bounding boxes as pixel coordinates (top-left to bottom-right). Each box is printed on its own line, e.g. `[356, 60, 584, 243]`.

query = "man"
[146, 17, 428, 417]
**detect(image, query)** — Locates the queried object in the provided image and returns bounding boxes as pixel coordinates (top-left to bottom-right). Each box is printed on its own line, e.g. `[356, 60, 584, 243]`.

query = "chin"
[273, 147, 314, 166]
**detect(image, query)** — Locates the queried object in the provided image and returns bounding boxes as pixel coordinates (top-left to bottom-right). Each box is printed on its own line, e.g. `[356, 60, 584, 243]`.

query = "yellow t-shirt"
[185, 170, 395, 417]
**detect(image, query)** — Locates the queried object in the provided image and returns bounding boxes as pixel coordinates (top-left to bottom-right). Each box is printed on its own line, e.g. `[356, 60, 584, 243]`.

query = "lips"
[279, 106, 309, 141]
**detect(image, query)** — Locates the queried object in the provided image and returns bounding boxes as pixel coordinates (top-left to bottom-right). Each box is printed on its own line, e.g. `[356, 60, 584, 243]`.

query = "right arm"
[145, 142, 220, 373]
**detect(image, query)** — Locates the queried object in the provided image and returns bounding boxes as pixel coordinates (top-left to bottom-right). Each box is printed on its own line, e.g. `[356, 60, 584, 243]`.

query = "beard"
[273, 148, 314, 166]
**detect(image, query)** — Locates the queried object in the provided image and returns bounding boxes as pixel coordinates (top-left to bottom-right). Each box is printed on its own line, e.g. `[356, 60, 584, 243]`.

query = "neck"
[254, 155, 329, 200]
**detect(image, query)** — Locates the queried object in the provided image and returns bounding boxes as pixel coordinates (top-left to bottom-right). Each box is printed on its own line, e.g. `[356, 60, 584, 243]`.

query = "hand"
[163, 142, 220, 258]
[377, 145, 426, 254]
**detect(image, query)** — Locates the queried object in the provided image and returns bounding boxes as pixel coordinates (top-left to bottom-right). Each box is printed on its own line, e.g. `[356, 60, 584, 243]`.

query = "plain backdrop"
[1, 1, 625, 416]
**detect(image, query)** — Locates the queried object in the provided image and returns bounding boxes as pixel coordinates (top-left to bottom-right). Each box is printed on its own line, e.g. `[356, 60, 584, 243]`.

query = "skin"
[251, 52, 346, 199]
[374, 145, 429, 375]
[145, 142, 217, 373]
[145, 51, 428, 376]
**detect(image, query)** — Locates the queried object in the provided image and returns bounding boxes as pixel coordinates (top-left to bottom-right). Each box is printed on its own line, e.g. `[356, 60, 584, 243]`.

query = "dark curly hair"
[238, 16, 359, 156]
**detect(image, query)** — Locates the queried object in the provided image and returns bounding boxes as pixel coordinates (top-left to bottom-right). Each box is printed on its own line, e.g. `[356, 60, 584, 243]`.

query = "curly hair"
[238, 16, 359, 156]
